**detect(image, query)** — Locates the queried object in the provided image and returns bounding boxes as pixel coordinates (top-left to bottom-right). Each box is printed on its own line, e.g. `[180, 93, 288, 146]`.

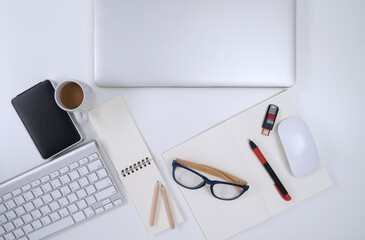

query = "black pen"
[249, 139, 291, 201]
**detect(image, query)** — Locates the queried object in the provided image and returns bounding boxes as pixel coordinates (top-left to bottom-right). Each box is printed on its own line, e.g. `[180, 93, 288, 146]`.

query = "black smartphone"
[12, 80, 82, 159]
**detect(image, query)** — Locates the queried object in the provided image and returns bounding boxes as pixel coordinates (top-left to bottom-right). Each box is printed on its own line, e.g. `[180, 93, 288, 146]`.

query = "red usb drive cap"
[267, 113, 276, 120]
[274, 184, 291, 201]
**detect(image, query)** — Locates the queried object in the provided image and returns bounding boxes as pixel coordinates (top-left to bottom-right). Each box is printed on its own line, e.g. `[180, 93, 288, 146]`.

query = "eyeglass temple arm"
[176, 158, 248, 185]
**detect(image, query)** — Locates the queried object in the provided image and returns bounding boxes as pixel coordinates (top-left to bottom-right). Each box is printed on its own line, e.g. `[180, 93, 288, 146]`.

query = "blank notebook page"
[162, 91, 332, 240]
[89, 96, 183, 235]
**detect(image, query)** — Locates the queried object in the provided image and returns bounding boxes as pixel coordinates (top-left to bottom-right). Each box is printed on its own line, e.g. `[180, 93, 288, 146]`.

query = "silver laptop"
[94, 0, 296, 87]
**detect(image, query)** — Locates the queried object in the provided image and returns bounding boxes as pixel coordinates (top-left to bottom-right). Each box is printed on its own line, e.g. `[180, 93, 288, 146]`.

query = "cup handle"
[83, 84, 91, 93]
[74, 111, 88, 124]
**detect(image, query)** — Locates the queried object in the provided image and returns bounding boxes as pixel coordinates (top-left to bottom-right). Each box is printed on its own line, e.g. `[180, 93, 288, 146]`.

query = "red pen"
[249, 139, 291, 201]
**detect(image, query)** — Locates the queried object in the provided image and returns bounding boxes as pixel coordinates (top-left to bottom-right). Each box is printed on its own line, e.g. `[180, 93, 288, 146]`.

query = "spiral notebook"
[89, 96, 183, 235]
[162, 91, 332, 240]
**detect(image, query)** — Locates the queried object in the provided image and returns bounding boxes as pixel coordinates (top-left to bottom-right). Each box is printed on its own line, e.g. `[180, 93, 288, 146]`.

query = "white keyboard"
[0, 142, 123, 240]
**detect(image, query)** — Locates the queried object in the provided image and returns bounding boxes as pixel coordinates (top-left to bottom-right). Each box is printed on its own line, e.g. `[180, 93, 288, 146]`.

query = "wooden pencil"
[161, 184, 175, 229]
[149, 181, 160, 226]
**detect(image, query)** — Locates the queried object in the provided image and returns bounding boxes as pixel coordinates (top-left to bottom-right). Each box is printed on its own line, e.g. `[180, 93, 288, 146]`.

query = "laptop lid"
[94, 0, 296, 87]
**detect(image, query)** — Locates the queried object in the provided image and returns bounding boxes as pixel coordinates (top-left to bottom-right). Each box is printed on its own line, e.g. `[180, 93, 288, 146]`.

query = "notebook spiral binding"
[121, 157, 152, 177]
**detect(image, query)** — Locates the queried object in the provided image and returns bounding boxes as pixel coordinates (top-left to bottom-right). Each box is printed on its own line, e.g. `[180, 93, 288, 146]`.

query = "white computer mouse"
[278, 117, 319, 177]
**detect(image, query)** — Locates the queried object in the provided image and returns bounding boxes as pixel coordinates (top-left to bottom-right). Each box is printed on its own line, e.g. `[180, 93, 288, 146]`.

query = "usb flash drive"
[262, 104, 279, 136]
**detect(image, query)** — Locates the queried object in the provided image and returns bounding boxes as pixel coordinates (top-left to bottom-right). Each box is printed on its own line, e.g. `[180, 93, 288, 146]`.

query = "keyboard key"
[5, 210, 16, 220]
[41, 175, 51, 183]
[5, 200, 16, 209]
[14, 195, 25, 205]
[32, 187, 43, 197]
[13, 217, 24, 228]
[41, 183, 52, 193]
[15, 206, 26, 216]
[95, 207, 104, 214]
[40, 205, 51, 215]
[67, 204, 78, 213]
[50, 179, 61, 189]
[60, 186, 71, 195]
[0, 225, 5, 235]
[83, 207, 95, 217]
[60, 175, 71, 185]
[28, 216, 74, 240]
[87, 173, 98, 183]
[95, 177, 112, 190]
[14, 227, 25, 238]
[58, 208, 69, 218]
[87, 160, 103, 172]
[69, 181, 80, 191]
[102, 199, 111, 205]
[76, 189, 87, 199]
[40, 216, 51, 226]
[50, 171, 60, 179]
[51, 190, 61, 200]
[32, 219, 43, 230]
[70, 162, 79, 169]
[31, 209, 42, 219]
[78, 177, 89, 187]
[58, 197, 69, 208]
[72, 211, 86, 223]
[0, 214, 7, 224]
[76, 199, 87, 209]
[42, 194, 53, 204]
[79, 158, 88, 165]
[31, 180, 41, 187]
[69, 170, 80, 181]
[67, 193, 78, 203]
[23, 224, 33, 234]
[78, 166, 89, 176]
[49, 212, 60, 222]
[21, 184, 31, 192]
[104, 203, 113, 210]
[49, 201, 60, 211]
[95, 186, 117, 201]
[85, 185, 96, 195]
[85, 196, 96, 205]
[0, 204, 6, 213]
[88, 153, 99, 161]
[96, 169, 107, 179]
[22, 213, 33, 224]
[24, 191, 35, 201]
[4, 232, 15, 240]
[33, 198, 44, 208]
[3, 193, 12, 201]
[12, 188, 22, 196]
[60, 166, 69, 174]
[24, 202, 35, 212]
[114, 198, 123, 206]
[4, 222, 15, 231]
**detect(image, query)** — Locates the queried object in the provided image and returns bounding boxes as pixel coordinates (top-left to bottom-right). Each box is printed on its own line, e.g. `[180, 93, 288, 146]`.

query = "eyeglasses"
[172, 158, 249, 200]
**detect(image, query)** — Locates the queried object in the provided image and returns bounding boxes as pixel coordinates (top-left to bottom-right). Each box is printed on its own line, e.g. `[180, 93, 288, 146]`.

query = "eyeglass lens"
[212, 183, 243, 199]
[174, 165, 204, 188]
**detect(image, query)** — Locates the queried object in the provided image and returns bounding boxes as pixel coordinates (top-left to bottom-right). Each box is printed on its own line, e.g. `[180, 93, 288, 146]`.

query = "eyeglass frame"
[172, 158, 249, 200]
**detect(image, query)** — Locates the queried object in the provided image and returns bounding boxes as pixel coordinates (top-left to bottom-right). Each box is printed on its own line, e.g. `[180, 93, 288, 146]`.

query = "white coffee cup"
[54, 80, 93, 123]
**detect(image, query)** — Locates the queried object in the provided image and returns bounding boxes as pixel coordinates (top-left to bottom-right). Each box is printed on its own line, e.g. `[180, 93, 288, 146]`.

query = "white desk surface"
[1, 0, 364, 240]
